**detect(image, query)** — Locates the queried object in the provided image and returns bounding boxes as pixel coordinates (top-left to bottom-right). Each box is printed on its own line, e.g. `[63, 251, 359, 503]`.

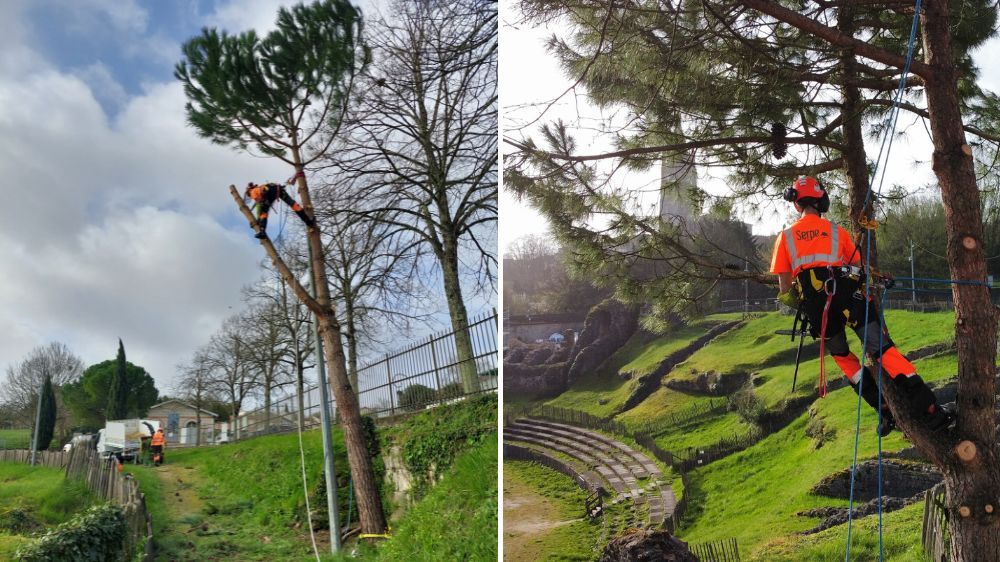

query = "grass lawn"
[127, 398, 498, 561]
[547, 319, 727, 418]
[749, 501, 926, 561]
[676, 382, 912, 556]
[0, 462, 97, 559]
[0, 429, 34, 450]
[503, 460, 598, 562]
[666, 314, 793, 381]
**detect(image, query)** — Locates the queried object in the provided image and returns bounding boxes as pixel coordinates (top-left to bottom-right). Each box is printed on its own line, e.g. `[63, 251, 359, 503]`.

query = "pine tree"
[106, 339, 129, 420]
[510, 0, 1000, 556]
[176, 0, 387, 533]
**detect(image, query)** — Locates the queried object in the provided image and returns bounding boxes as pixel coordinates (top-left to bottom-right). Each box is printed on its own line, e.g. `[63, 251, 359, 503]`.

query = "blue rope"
[892, 276, 992, 287]
[845, 1, 923, 559]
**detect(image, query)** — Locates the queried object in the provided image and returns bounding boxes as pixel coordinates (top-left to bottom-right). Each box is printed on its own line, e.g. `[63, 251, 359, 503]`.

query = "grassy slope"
[503, 460, 595, 562]
[130, 399, 497, 561]
[0, 462, 97, 559]
[555, 310, 958, 559]
[545, 318, 727, 418]
[665, 312, 956, 559]
[373, 437, 498, 562]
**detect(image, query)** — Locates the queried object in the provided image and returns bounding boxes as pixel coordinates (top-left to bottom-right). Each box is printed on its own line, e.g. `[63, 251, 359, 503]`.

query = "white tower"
[659, 148, 698, 222]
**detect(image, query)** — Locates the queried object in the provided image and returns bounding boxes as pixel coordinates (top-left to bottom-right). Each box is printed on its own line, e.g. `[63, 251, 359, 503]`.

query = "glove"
[778, 289, 800, 309]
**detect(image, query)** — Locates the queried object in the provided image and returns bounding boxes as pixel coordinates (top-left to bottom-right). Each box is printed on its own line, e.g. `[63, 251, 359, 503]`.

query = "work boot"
[256, 217, 268, 238]
[296, 210, 316, 228]
[925, 403, 955, 432]
[877, 410, 896, 437]
[255, 230, 268, 239]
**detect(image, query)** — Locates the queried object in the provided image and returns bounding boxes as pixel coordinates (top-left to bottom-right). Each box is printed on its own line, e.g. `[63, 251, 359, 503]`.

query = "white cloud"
[0, 6, 294, 392]
[207, 0, 294, 35]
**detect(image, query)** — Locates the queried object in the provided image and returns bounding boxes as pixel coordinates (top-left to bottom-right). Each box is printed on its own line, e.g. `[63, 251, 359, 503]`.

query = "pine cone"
[771, 122, 787, 160]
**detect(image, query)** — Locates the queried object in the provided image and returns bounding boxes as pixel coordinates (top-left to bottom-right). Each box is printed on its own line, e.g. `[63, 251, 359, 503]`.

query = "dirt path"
[503, 472, 583, 561]
[150, 463, 208, 561]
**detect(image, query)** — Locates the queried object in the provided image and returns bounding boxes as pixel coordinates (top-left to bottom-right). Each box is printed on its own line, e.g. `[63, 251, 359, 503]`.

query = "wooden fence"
[922, 483, 948, 562]
[690, 537, 740, 562]
[0, 449, 69, 468]
[0, 442, 154, 561]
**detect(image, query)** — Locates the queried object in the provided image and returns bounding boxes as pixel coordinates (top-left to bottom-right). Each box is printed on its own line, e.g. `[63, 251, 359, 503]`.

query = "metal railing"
[236, 310, 498, 439]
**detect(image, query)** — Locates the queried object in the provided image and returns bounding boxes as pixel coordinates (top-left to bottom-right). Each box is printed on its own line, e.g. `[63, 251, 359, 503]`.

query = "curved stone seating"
[503, 417, 679, 529]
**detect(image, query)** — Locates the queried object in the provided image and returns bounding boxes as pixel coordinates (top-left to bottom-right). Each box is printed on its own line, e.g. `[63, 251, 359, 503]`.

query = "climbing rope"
[845, 0, 924, 559]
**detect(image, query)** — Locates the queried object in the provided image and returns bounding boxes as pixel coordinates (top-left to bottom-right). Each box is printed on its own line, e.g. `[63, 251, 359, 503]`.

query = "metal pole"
[910, 239, 917, 306]
[29, 378, 44, 466]
[308, 248, 342, 553]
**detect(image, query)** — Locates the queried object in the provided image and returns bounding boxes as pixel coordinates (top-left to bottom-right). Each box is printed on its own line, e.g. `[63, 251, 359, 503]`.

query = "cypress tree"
[36, 375, 56, 451]
[106, 339, 129, 420]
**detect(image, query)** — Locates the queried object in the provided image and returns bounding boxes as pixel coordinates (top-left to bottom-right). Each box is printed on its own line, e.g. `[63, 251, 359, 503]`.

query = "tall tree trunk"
[917, 2, 1000, 558]
[838, 6, 876, 264]
[264, 376, 272, 435]
[294, 341, 306, 432]
[440, 232, 480, 393]
[345, 295, 360, 394]
[293, 160, 389, 534]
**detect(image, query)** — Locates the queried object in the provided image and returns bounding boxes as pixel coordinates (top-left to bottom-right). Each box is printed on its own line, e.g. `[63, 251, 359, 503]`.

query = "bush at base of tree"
[14, 504, 127, 562]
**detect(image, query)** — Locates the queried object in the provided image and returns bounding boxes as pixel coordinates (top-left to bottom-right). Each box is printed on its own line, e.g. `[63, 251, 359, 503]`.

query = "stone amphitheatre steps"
[503, 417, 677, 528]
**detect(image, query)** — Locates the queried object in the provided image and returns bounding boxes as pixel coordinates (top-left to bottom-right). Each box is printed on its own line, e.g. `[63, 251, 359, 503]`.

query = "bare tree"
[176, 350, 215, 446]
[314, 191, 426, 392]
[324, 0, 498, 393]
[0, 342, 84, 426]
[243, 245, 317, 430]
[239, 302, 296, 433]
[203, 315, 260, 439]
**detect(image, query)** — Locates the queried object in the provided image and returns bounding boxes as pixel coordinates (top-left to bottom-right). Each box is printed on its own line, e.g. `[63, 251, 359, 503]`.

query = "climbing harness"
[817, 270, 836, 398]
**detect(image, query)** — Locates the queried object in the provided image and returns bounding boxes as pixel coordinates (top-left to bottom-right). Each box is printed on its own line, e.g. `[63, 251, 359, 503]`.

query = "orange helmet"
[783, 176, 830, 213]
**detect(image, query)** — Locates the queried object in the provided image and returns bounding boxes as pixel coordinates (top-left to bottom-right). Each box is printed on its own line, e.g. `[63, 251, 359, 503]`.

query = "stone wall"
[811, 459, 942, 502]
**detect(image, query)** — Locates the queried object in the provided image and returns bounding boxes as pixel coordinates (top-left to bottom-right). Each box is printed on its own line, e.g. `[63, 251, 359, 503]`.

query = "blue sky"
[0, 0, 496, 397]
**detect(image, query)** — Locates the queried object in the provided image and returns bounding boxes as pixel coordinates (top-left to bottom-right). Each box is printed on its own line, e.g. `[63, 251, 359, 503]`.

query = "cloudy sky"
[0, 0, 496, 397]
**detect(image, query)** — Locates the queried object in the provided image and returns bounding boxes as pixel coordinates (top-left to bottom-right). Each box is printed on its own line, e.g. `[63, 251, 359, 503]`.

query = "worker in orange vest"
[150, 428, 166, 466]
[244, 180, 315, 239]
[770, 176, 951, 436]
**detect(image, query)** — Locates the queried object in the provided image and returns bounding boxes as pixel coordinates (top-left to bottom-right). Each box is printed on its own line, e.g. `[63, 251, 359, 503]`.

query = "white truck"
[96, 419, 159, 461]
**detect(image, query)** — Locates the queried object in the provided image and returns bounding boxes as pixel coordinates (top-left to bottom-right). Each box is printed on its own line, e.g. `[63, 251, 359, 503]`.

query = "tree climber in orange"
[770, 176, 953, 436]
[244, 177, 315, 239]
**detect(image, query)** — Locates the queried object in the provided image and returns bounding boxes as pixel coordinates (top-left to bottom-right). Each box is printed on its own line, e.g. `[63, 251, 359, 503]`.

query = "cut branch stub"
[960, 505, 972, 518]
[962, 144, 973, 156]
[986, 504, 994, 514]
[956, 440, 977, 462]
[963, 236, 977, 250]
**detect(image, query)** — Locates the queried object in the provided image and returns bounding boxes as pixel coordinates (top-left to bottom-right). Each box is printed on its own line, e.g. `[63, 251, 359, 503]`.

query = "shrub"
[15, 504, 126, 562]
[728, 387, 765, 426]
[396, 394, 497, 496]
[436, 382, 465, 400]
[0, 508, 42, 534]
[398, 384, 436, 411]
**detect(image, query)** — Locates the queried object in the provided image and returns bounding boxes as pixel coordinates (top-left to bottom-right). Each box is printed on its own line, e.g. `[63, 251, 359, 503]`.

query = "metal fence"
[237, 310, 498, 438]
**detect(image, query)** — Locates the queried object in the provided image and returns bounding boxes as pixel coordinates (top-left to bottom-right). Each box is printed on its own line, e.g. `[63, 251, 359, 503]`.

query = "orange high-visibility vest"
[247, 184, 267, 202]
[151, 432, 165, 446]
[770, 215, 858, 277]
